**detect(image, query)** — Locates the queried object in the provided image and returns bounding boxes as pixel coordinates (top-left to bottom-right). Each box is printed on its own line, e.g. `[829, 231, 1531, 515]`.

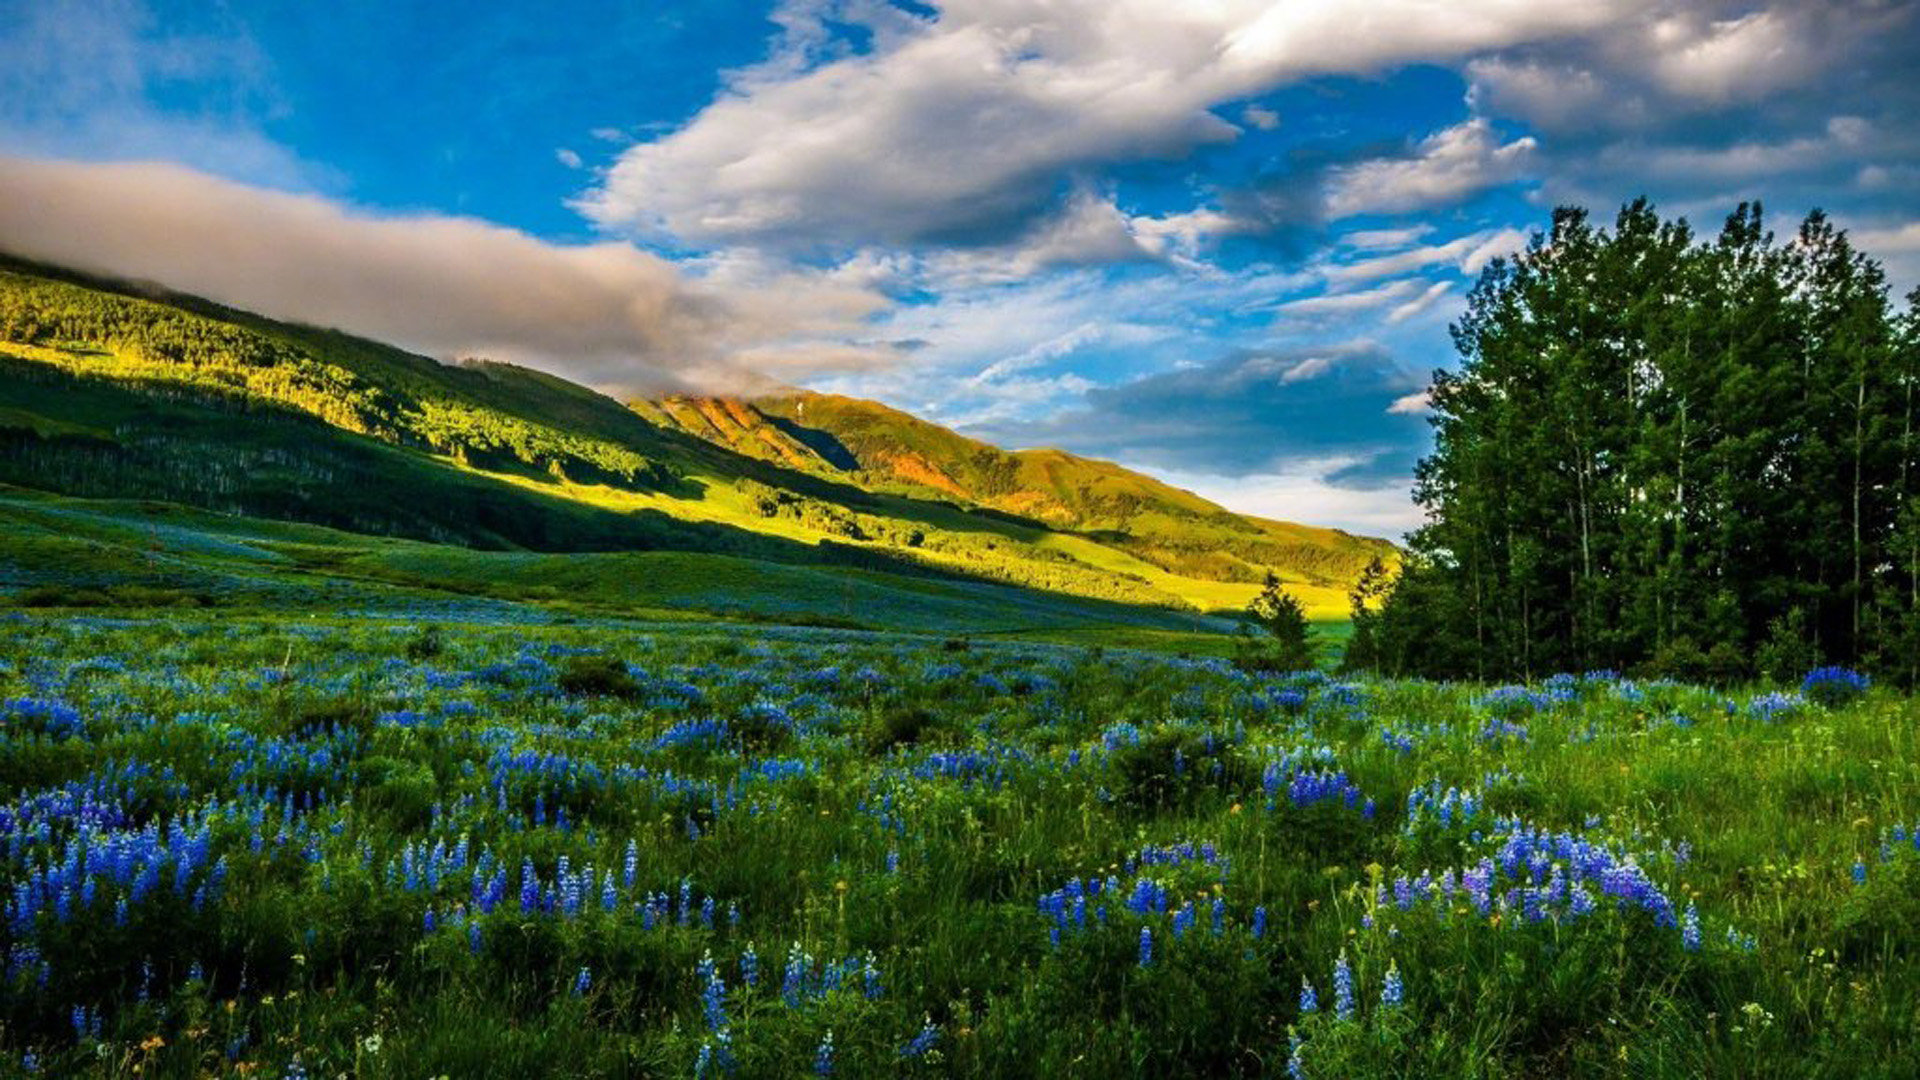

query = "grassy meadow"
[0, 607, 1914, 1078]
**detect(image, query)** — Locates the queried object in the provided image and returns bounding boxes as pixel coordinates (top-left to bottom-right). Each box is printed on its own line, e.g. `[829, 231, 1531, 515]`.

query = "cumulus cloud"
[0, 156, 890, 393]
[1324, 118, 1537, 219]
[1241, 105, 1281, 131]
[1591, 115, 1875, 186]
[581, 0, 1638, 254]
[1468, 2, 1911, 136]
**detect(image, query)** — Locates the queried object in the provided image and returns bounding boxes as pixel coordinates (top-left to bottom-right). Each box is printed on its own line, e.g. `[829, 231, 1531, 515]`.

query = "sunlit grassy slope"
[0, 486, 1258, 650]
[639, 391, 1396, 599]
[0, 255, 1384, 622]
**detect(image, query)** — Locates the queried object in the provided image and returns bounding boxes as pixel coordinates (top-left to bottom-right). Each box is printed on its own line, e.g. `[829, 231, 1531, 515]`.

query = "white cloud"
[1386, 281, 1453, 325]
[583, 0, 1638, 253]
[1852, 221, 1920, 255]
[1337, 225, 1434, 252]
[1324, 117, 1536, 219]
[1465, 56, 1617, 134]
[1325, 226, 1528, 285]
[1277, 278, 1425, 318]
[0, 156, 893, 394]
[1387, 389, 1432, 415]
[1591, 115, 1876, 185]
[1645, 8, 1817, 105]
[1281, 356, 1334, 383]
[1242, 105, 1280, 131]
[1152, 460, 1424, 538]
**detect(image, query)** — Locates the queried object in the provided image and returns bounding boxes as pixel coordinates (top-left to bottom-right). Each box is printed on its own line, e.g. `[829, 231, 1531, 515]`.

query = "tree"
[1376, 198, 1918, 681]
[1339, 557, 1393, 673]
[1235, 571, 1318, 672]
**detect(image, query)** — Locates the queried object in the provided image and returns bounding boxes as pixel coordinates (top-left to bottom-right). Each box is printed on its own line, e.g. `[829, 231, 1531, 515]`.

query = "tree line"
[1358, 199, 1920, 685]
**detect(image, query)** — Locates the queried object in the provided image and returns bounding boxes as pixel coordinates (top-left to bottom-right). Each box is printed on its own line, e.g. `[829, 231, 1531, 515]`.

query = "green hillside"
[0, 255, 1389, 619]
[637, 391, 1398, 591]
[0, 485, 1244, 652]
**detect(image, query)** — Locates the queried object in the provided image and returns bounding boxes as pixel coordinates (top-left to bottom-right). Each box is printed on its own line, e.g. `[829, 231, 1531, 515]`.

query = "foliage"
[1235, 572, 1319, 672]
[557, 653, 643, 699]
[1377, 200, 1920, 686]
[1339, 557, 1393, 674]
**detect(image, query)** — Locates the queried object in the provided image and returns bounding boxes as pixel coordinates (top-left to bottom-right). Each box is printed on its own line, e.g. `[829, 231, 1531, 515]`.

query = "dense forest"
[1371, 199, 1920, 685]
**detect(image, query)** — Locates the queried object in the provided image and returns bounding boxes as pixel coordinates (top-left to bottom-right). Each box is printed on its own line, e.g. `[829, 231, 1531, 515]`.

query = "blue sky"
[3, 1, 1918, 535]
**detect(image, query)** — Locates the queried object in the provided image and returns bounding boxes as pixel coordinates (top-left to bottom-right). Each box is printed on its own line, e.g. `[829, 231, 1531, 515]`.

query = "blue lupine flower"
[698, 951, 729, 1031]
[900, 1016, 940, 1059]
[1681, 904, 1701, 953]
[1852, 861, 1868, 885]
[1801, 667, 1869, 708]
[813, 1030, 834, 1077]
[1299, 977, 1318, 1014]
[1138, 926, 1153, 968]
[1251, 906, 1267, 940]
[1332, 952, 1354, 1020]
[1287, 1032, 1306, 1080]
[1382, 962, 1403, 1008]
[782, 943, 808, 1008]
[573, 966, 592, 996]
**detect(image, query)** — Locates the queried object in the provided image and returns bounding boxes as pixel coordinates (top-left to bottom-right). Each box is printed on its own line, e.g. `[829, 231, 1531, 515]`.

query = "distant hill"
[0, 254, 1392, 620]
[635, 392, 1396, 589]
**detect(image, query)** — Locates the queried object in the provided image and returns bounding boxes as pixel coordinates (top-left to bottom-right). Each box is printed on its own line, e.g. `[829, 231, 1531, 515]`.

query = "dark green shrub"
[1110, 726, 1254, 814]
[732, 701, 795, 752]
[1703, 641, 1749, 685]
[1756, 608, 1820, 685]
[404, 624, 446, 661]
[557, 653, 641, 698]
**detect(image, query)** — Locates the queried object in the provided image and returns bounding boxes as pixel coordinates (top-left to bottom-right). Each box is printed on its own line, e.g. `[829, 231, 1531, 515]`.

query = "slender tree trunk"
[1852, 370, 1865, 657]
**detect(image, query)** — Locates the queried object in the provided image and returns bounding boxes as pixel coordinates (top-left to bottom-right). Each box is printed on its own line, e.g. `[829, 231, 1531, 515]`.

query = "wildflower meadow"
[0, 612, 1915, 1077]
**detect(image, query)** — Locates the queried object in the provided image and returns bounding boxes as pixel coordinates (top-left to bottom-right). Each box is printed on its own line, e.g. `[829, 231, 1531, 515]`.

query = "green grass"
[0, 486, 1241, 642]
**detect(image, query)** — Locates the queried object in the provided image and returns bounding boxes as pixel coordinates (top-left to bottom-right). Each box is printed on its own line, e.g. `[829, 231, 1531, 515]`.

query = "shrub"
[1109, 726, 1253, 814]
[732, 701, 795, 752]
[404, 624, 446, 661]
[557, 654, 641, 699]
[869, 703, 956, 752]
[1645, 636, 1707, 683]
[1703, 641, 1749, 686]
[1756, 608, 1820, 685]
